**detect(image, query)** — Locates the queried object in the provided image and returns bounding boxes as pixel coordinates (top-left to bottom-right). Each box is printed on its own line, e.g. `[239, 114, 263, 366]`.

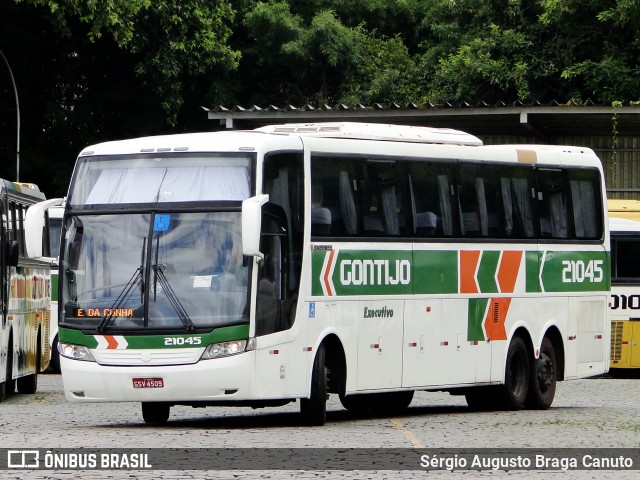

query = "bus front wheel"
[300, 344, 327, 426]
[497, 336, 529, 410]
[141, 402, 170, 425]
[525, 336, 557, 410]
[50, 336, 61, 374]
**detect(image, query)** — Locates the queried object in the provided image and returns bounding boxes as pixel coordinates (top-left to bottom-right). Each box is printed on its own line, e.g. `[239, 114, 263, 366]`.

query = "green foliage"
[426, 23, 533, 103]
[19, 0, 151, 44]
[4, 0, 640, 195]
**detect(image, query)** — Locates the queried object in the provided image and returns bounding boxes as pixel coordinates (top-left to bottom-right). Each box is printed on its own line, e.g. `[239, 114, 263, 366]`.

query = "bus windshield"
[68, 155, 251, 206]
[61, 211, 248, 331]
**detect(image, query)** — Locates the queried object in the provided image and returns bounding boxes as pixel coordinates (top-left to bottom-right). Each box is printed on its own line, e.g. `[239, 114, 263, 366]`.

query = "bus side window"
[311, 183, 332, 235]
[367, 161, 403, 236]
[255, 206, 288, 336]
[408, 161, 455, 237]
[500, 168, 536, 238]
[569, 168, 602, 239]
[538, 169, 570, 239]
[613, 238, 640, 281]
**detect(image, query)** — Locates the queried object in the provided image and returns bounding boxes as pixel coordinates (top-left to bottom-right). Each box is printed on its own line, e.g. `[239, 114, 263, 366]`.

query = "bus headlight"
[202, 340, 248, 359]
[58, 342, 96, 362]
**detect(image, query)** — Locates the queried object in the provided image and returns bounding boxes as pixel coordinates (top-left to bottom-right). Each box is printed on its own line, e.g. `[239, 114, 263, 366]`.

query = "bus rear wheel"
[497, 336, 529, 410]
[525, 337, 557, 410]
[141, 402, 170, 425]
[300, 344, 327, 426]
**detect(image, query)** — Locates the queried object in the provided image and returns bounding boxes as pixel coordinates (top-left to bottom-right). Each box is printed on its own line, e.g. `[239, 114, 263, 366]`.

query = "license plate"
[132, 377, 164, 388]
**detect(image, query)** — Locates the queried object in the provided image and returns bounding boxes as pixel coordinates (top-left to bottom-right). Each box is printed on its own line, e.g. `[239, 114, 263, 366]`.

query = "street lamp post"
[0, 48, 20, 182]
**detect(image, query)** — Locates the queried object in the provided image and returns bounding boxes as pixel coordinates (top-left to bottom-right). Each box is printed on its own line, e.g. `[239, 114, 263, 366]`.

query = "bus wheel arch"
[300, 333, 347, 426]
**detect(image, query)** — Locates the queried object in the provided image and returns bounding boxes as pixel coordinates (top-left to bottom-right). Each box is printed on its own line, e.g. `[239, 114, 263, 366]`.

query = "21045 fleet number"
[164, 337, 202, 346]
[561, 259, 604, 283]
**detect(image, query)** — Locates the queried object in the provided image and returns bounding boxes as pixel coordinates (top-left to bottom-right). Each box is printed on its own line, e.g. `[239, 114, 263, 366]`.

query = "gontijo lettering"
[340, 259, 411, 286]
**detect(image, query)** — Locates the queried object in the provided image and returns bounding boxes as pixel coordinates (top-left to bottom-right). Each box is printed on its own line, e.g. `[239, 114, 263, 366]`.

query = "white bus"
[57, 123, 610, 424]
[609, 215, 640, 374]
[1, 180, 52, 402]
[25, 198, 65, 372]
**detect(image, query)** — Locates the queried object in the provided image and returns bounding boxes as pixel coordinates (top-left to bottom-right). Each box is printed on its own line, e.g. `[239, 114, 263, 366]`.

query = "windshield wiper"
[97, 238, 146, 333]
[152, 264, 195, 331]
[96, 266, 143, 333]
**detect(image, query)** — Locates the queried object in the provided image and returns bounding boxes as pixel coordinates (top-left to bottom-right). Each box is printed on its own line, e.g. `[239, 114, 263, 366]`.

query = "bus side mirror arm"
[242, 194, 269, 261]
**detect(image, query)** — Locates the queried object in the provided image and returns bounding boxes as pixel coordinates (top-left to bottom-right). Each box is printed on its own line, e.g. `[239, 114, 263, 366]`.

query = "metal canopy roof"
[206, 102, 640, 140]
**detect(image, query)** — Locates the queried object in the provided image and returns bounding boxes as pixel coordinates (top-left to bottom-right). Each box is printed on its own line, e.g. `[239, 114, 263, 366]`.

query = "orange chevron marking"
[484, 298, 510, 341]
[460, 250, 481, 293]
[105, 335, 119, 349]
[323, 250, 336, 296]
[497, 251, 523, 293]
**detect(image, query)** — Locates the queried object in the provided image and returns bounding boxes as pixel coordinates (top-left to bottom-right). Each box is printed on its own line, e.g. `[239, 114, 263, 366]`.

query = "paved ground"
[0, 373, 638, 479]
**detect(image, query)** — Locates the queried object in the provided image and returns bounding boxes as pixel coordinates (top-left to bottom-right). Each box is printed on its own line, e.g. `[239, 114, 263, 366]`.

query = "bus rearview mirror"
[242, 193, 269, 261]
[24, 197, 65, 259]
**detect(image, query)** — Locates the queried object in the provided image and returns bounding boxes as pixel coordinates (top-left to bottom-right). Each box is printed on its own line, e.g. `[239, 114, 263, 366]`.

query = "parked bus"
[57, 123, 610, 425]
[25, 198, 65, 372]
[609, 211, 640, 375]
[1, 180, 51, 402]
[608, 198, 640, 221]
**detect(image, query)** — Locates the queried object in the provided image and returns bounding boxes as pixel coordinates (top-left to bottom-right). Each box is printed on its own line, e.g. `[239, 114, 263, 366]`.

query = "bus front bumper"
[59, 351, 256, 402]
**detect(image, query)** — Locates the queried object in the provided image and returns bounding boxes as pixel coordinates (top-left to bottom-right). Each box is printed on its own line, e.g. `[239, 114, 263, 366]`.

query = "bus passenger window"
[500, 171, 535, 238]
[538, 169, 570, 239]
[311, 184, 332, 235]
[408, 162, 455, 237]
[569, 169, 602, 239]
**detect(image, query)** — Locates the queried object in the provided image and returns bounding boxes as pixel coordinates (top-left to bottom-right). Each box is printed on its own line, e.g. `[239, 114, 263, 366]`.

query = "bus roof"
[75, 123, 601, 170]
[1, 179, 46, 200]
[255, 122, 483, 146]
[608, 199, 640, 221]
[609, 216, 640, 233]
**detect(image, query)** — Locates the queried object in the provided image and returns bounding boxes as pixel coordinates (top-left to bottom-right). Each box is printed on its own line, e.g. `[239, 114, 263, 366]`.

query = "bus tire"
[497, 336, 529, 410]
[0, 382, 5, 402]
[5, 342, 15, 396]
[50, 336, 61, 374]
[525, 336, 557, 410]
[141, 402, 170, 425]
[300, 344, 327, 426]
